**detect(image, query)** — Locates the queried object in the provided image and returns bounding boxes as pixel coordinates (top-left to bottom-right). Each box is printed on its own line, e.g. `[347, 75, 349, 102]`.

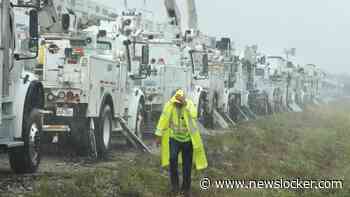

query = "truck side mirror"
[14, 9, 39, 60]
[141, 45, 149, 65]
[123, 40, 132, 72]
[202, 54, 209, 76]
[62, 14, 70, 31]
[29, 10, 38, 39]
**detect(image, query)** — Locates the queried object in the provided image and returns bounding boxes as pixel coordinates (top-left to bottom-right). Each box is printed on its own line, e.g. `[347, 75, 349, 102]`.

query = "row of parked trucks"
[0, 0, 344, 173]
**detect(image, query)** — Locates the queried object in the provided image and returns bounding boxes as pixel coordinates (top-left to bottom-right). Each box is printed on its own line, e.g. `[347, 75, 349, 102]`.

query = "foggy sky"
[99, 0, 350, 75]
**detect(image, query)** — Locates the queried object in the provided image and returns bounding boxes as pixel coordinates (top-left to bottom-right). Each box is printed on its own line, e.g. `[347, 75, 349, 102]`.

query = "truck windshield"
[148, 43, 180, 66]
[267, 57, 285, 69]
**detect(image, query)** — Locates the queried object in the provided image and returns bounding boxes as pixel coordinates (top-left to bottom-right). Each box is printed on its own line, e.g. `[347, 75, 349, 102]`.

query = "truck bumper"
[0, 137, 24, 148]
[43, 103, 88, 134]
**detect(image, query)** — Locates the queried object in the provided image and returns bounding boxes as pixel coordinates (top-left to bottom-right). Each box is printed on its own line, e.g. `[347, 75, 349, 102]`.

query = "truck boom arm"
[164, 0, 198, 35]
[36, 0, 117, 34]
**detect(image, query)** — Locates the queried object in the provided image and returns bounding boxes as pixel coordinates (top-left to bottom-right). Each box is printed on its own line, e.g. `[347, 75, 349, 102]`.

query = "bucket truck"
[121, 0, 210, 131]
[265, 56, 303, 113]
[284, 61, 303, 112]
[266, 56, 290, 112]
[201, 37, 237, 127]
[212, 40, 268, 123]
[36, 0, 152, 157]
[100, 8, 195, 140]
[112, 0, 216, 133]
[252, 53, 302, 115]
[0, 0, 46, 173]
[301, 64, 323, 105]
[249, 54, 274, 115]
[164, 0, 234, 129]
[236, 45, 258, 119]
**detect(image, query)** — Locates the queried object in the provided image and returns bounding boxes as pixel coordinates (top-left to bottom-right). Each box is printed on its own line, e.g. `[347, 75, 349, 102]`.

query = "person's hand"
[176, 94, 186, 105]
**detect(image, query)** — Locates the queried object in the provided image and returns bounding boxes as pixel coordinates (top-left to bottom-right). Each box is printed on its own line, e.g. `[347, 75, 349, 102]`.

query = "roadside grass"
[24, 100, 350, 197]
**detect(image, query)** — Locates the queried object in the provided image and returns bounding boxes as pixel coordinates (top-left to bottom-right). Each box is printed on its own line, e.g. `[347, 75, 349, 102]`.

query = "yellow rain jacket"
[155, 98, 208, 170]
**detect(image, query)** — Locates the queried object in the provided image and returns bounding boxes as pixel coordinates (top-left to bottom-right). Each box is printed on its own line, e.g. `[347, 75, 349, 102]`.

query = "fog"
[99, 0, 350, 75]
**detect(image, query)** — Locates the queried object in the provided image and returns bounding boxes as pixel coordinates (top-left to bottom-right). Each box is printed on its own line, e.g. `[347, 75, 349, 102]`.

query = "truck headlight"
[47, 93, 55, 101]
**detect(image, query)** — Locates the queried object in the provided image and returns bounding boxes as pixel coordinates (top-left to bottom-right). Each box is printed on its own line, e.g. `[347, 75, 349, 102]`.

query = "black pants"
[169, 138, 193, 192]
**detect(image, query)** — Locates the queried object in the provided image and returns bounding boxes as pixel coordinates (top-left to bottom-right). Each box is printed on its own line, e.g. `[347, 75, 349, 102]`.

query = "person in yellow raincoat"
[155, 89, 208, 197]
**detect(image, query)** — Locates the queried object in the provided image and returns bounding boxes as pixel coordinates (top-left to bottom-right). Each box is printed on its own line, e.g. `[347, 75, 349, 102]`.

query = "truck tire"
[87, 118, 98, 160]
[134, 102, 144, 140]
[70, 117, 89, 156]
[198, 96, 210, 128]
[209, 95, 218, 129]
[96, 105, 112, 158]
[228, 94, 241, 122]
[9, 109, 42, 173]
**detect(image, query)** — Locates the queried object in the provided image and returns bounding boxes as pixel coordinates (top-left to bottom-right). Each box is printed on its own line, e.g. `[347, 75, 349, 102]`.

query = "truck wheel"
[197, 97, 205, 125]
[209, 95, 218, 128]
[96, 105, 112, 158]
[198, 96, 209, 127]
[267, 97, 273, 115]
[228, 94, 240, 122]
[70, 118, 90, 156]
[9, 109, 42, 173]
[134, 102, 144, 140]
[87, 118, 98, 160]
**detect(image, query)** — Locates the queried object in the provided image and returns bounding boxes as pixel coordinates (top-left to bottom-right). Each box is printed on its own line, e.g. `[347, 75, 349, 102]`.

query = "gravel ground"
[0, 138, 141, 195]
[0, 126, 218, 196]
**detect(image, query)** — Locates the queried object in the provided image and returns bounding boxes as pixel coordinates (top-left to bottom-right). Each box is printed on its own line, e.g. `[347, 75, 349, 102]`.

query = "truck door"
[3, 3, 13, 97]
[115, 43, 130, 117]
[0, 0, 11, 134]
[0, 0, 5, 125]
[114, 56, 124, 117]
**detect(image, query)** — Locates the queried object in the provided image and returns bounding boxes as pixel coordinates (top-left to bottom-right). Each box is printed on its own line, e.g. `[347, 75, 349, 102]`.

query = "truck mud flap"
[213, 109, 231, 129]
[288, 103, 303, 112]
[312, 99, 321, 106]
[316, 98, 326, 105]
[241, 106, 256, 120]
[232, 104, 250, 121]
[217, 110, 236, 127]
[118, 118, 151, 153]
[313, 98, 322, 105]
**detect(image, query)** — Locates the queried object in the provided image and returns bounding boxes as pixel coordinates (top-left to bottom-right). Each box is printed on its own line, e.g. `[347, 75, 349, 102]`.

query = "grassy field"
[4, 100, 350, 197]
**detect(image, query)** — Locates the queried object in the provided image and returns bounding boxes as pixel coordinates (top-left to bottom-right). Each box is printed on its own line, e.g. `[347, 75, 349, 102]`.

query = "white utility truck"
[36, 0, 150, 157]
[302, 64, 323, 105]
[0, 0, 45, 173]
[266, 56, 290, 112]
[113, 8, 194, 138]
[164, 0, 235, 129]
